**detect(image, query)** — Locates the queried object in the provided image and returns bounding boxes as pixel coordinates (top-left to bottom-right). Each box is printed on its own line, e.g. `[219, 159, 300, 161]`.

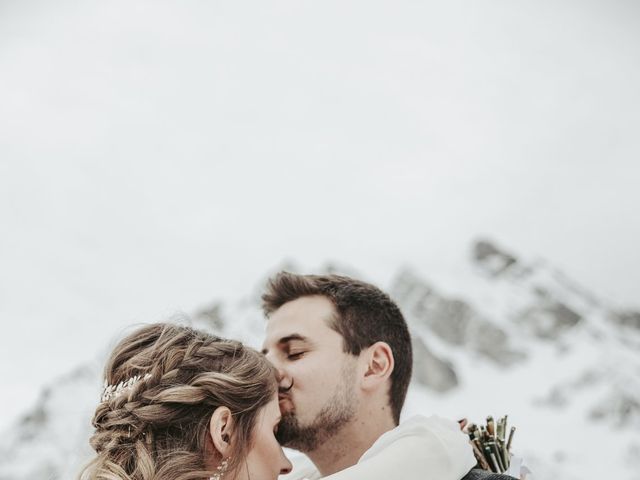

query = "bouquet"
[461, 415, 527, 478]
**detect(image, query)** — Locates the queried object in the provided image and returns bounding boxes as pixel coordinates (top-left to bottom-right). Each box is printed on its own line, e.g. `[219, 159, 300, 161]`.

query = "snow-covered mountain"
[1, 240, 638, 480]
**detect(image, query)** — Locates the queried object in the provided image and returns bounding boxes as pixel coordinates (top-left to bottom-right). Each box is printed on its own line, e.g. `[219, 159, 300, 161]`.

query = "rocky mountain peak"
[1, 240, 639, 480]
[472, 239, 519, 276]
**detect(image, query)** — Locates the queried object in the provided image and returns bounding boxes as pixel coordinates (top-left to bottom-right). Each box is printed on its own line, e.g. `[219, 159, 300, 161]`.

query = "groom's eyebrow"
[278, 334, 308, 345]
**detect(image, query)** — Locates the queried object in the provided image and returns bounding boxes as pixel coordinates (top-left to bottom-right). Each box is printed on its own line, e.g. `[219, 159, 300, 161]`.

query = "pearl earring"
[210, 457, 230, 480]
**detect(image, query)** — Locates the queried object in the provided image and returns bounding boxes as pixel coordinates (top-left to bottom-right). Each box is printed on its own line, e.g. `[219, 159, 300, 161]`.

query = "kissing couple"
[81, 272, 516, 480]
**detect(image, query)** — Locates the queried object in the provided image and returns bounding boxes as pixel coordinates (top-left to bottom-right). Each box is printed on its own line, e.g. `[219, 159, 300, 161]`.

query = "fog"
[1, 0, 639, 430]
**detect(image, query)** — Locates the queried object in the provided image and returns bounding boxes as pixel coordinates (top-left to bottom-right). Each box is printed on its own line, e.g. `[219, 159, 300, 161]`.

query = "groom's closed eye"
[262, 333, 310, 356]
[284, 338, 311, 360]
[279, 335, 311, 358]
[286, 351, 305, 360]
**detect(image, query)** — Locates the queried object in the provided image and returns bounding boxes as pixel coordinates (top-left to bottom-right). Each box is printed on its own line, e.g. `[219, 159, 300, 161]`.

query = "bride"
[80, 322, 292, 480]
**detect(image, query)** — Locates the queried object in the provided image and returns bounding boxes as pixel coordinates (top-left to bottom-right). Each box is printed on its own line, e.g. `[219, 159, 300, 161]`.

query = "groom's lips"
[278, 394, 293, 412]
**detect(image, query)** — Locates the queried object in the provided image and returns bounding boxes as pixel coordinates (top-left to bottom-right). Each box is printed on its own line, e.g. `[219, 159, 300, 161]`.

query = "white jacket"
[282, 415, 477, 480]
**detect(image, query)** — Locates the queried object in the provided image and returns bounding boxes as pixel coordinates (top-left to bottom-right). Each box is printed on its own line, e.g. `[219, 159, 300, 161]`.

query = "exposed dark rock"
[422, 298, 472, 346]
[533, 386, 569, 408]
[534, 369, 603, 409]
[533, 285, 550, 299]
[17, 405, 47, 442]
[0, 362, 99, 480]
[392, 270, 524, 366]
[390, 269, 435, 317]
[469, 319, 525, 365]
[515, 301, 582, 339]
[411, 336, 458, 392]
[472, 239, 518, 276]
[611, 311, 640, 330]
[589, 391, 640, 427]
[194, 302, 225, 331]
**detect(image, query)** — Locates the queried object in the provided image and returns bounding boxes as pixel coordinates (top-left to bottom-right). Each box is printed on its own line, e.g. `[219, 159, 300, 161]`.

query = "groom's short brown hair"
[262, 271, 412, 424]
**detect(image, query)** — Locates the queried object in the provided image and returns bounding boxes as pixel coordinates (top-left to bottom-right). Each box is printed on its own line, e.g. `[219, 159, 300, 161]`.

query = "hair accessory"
[101, 374, 152, 402]
[210, 457, 230, 480]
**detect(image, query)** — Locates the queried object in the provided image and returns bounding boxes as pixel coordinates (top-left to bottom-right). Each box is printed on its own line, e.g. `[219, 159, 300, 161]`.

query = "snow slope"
[1, 240, 638, 480]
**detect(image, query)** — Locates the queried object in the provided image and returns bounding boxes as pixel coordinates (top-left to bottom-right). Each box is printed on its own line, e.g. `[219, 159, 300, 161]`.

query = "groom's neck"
[307, 410, 396, 477]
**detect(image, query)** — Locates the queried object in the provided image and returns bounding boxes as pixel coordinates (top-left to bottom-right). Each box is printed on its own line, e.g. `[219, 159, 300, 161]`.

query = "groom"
[261, 272, 512, 480]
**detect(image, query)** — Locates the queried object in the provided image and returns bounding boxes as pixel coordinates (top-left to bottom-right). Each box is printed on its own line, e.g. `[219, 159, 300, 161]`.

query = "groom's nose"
[262, 350, 291, 389]
[272, 366, 295, 394]
[276, 368, 295, 392]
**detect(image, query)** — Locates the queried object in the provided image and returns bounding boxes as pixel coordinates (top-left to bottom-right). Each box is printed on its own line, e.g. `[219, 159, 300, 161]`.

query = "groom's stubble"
[276, 362, 358, 452]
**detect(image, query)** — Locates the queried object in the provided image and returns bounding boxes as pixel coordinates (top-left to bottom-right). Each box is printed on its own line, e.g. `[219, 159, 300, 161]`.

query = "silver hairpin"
[101, 373, 151, 402]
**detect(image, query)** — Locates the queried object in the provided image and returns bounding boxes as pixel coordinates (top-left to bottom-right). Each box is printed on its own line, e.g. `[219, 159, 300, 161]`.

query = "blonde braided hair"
[80, 323, 277, 480]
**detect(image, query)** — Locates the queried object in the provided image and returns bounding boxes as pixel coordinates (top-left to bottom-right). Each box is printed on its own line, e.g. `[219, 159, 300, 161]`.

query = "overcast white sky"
[0, 0, 639, 429]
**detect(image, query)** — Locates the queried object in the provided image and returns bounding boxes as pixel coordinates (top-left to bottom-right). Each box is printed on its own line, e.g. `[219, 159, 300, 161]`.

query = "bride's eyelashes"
[287, 351, 305, 360]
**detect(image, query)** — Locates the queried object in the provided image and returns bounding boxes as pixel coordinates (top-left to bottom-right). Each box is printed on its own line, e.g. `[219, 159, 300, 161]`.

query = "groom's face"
[261, 295, 359, 452]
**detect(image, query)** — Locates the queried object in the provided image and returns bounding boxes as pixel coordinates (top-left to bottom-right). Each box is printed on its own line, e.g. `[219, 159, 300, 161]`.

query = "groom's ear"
[209, 406, 234, 457]
[361, 341, 394, 391]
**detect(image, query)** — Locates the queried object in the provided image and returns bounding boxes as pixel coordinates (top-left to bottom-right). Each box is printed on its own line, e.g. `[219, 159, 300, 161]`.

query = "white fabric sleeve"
[322, 416, 476, 480]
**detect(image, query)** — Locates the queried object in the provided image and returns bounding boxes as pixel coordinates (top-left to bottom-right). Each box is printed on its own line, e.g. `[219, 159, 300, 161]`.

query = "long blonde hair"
[80, 323, 277, 480]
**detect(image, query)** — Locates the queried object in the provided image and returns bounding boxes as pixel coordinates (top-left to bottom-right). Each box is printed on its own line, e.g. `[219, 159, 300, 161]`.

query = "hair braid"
[80, 323, 277, 480]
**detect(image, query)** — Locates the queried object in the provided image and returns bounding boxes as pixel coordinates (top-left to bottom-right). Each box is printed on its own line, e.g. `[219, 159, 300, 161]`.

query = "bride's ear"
[209, 406, 234, 457]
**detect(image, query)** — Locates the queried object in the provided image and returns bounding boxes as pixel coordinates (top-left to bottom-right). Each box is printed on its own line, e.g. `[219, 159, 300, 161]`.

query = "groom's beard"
[276, 365, 357, 452]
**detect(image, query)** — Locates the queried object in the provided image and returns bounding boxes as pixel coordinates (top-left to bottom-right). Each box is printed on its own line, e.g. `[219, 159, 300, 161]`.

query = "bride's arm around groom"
[314, 415, 477, 480]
